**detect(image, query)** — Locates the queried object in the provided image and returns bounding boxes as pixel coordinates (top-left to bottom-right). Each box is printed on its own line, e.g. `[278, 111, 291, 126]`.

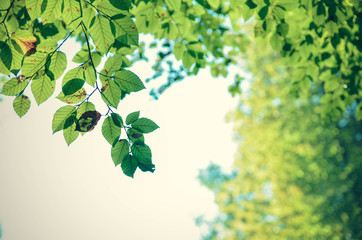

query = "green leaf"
[31, 75, 56, 105]
[62, 0, 82, 26]
[331, 34, 340, 49]
[111, 113, 123, 128]
[258, 6, 269, 20]
[207, 0, 220, 9]
[0, 41, 12, 71]
[111, 139, 130, 166]
[270, 33, 283, 51]
[113, 70, 145, 92]
[1, 77, 28, 96]
[101, 77, 122, 108]
[89, 15, 115, 54]
[64, 111, 77, 130]
[173, 41, 186, 61]
[276, 23, 289, 37]
[109, 0, 131, 10]
[26, 0, 42, 20]
[22, 52, 48, 77]
[48, 51, 67, 80]
[245, 0, 257, 9]
[121, 155, 138, 178]
[165, 0, 181, 10]
[138, 162, 155, 173]
[182, 51, 195, 70]
[111, 15, 138, 46]
[102, 116, 121, 145]
[93, 0, 125, 16]
[81, 7, 96, 29]
[72, 45, 92, 63]
[62, 78, 85, 96]
[37, 39, 58, 53]
[274, 0, 299, 10]
[316, 2, 326, 16]
[126, 111, 140, 125]
[13, 95, 31, 118]
[104, 53, 123, 75]
[52, 105, 76, 133]
[62, 67, 84, 86]
[9, 41, 23, 71]
[127, 128, 144, 143]
[84, 62, 97, 87]
[41, 0, 63, 24]
[63, 123, 79, 146]
[131, 143, 152, 164]
[131, 118, 159, 133]
[77, 101, 95, 118]
[91, 52, 103, 67]
[56, 88, 86, 104]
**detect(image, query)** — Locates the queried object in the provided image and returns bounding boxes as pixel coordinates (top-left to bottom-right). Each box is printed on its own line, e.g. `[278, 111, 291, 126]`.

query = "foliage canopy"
[0, 0, 361, 178]
[198, 36, 362, 239]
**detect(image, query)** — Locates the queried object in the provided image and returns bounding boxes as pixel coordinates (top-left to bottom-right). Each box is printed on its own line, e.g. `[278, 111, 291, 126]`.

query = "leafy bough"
[0, 0, 158, 178]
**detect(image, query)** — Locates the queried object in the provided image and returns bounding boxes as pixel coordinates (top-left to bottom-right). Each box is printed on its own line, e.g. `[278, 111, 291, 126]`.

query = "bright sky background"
[0, 37, 238, 240]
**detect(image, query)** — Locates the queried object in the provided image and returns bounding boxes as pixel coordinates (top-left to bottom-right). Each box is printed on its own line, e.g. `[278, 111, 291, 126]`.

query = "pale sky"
[0, 37, 237, 240]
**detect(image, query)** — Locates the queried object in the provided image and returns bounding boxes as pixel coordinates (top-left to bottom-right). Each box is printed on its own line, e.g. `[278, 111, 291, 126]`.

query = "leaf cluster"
[0, 0, 158, 177]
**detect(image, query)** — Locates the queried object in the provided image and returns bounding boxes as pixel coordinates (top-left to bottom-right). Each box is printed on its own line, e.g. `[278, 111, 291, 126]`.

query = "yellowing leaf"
[13, 30, 37, 56]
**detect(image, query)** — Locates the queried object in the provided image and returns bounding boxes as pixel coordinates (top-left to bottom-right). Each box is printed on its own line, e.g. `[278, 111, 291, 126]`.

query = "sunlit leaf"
[89, 15, 115, 53]
[22, 52, 48, 78]
[111, 15, 138, 46]
[103, 53, 123, 75]
[77, 101, 96, 118]
[31, 74, 56, 105]
[48, 51, 67, 80]
[13, 95, 31, 118]
[1, 76, 28, 96]
[52, 105, 76, 133]
[113, 70, 145, 92]
[84, 62, 97, 87]
[100, 77, 122, 108]
[62, 0, 81, 26]
[102, 116, 121, 145]
[131, 118, 159, 133]
[63, 123, 79, 146]
[111, 139, 129, 166]
[165, 0, 181, 11]
[41, 0, 62, 24]
[26, 0, 42, 20]
[56, 88, 86, 104]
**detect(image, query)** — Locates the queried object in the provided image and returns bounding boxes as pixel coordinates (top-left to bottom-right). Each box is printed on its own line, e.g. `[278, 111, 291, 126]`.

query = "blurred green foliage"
[198, 38, 362, 239]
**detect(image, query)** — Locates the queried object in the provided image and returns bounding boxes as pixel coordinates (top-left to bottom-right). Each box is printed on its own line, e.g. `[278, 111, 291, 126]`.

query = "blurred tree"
[198, 39, 362, 239]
